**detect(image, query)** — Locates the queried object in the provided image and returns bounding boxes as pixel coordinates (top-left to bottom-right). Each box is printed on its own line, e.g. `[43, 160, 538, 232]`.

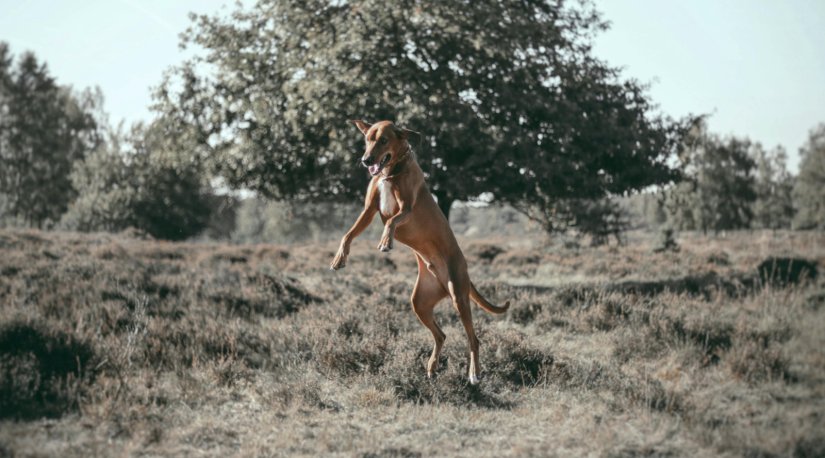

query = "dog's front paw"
[377, 235, 393, 252]
[330, 251, 347, 270]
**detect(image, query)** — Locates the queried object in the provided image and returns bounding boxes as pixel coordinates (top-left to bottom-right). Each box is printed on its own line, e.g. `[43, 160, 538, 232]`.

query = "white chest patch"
[378, 178, 397, 215]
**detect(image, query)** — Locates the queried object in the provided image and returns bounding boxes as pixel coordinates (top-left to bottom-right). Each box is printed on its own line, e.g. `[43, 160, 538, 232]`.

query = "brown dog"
[330, 119, 510, 384]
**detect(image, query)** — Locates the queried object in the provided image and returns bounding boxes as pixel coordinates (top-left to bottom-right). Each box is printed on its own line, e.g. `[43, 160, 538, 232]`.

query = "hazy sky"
[2, 0, 823, 171]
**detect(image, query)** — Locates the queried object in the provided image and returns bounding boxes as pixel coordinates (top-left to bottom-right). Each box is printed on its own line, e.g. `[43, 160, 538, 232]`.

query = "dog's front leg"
[331, 206, 377, 270]
[377, 189, 413, 252]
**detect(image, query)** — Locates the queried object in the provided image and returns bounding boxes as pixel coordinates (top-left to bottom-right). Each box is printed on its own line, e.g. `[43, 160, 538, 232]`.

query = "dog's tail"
[470, 282, 510, 314]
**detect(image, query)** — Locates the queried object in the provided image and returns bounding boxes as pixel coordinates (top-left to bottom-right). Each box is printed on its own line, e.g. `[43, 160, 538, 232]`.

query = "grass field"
[1, 228, 824, 457]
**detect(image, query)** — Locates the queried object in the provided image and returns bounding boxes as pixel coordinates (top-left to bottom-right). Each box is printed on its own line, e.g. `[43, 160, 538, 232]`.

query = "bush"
[61, 126, 213, 240]
[757, 257, 819, 287]
[0, 322, 98, 420]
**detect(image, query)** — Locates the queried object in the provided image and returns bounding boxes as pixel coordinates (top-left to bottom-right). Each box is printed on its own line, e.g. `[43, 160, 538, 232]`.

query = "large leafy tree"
[792, 123, 825, 230]
[0, 44, 101, 227]
[156, 0, 693, 222]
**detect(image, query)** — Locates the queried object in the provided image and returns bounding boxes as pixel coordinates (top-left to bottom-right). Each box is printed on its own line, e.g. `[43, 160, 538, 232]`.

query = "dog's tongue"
[369, 164, 380, 175]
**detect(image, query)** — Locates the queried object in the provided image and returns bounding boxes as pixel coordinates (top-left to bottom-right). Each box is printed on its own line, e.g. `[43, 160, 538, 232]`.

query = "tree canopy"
[155, 0, 694, 223]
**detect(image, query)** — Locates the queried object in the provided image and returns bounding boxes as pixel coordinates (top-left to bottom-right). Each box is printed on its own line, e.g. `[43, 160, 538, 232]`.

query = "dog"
[330, 119, 510, 384]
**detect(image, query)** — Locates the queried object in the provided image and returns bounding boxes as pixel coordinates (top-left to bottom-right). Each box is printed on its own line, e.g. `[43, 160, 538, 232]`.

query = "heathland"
[1, 229, 823, 456]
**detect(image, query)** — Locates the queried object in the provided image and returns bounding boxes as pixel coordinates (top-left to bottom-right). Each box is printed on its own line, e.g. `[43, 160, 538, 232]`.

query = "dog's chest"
[377, 178, 398, 216]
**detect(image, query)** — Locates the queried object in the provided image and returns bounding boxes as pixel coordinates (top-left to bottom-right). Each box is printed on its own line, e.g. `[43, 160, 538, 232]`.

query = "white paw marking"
[469, 374, 480, 385]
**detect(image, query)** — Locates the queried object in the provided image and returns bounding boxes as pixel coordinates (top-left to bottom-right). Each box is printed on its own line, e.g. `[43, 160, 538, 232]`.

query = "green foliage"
[61, 124, 213, 240]
[0, 43, 102, 228]
[793, 124, 825, 230]
[664, 181, 698, 231]
[666, 125, 757, 233]
[752, 144, 794, 230]
[155, 0, 694, 223]
[61, 132, 136, 232]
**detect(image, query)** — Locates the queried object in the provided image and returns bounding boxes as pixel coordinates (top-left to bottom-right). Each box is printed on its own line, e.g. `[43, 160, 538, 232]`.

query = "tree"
[60, 129, 137, 232]
[154, 0, 693, 224]
[665, 125, 756, 233]
[664, 180, 701, 231]
[697, 138, 757, 232]
[61, 123, 213, 240]
[793, 123, 825, 230]
[752, 144, 794, 230]
[0, 44, 101, 228]
[0, 44, 13, 215]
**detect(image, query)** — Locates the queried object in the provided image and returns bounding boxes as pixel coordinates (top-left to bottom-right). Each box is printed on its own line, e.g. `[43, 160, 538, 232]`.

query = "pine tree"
[0, 45, 100, 227]
[0, 44, 13, 215]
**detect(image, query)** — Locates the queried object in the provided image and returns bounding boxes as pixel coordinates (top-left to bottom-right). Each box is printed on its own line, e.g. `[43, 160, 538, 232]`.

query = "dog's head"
[350, 120, 415, 176]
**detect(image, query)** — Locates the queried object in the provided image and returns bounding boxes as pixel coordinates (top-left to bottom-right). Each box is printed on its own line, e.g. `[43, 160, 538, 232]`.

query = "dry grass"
[0, 228, 824, 456]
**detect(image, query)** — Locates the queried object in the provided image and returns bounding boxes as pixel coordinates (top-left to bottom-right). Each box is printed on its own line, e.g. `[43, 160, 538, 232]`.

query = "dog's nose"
[361, 156, 375, 166]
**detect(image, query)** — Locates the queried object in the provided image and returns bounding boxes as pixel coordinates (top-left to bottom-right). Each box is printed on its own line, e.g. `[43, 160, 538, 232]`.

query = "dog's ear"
[349, 119, 371, 135]
[393, 126, 420, 140]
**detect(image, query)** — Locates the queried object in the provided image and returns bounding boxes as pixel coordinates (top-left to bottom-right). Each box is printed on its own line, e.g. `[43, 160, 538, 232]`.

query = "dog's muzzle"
[364, 153, 391, 176]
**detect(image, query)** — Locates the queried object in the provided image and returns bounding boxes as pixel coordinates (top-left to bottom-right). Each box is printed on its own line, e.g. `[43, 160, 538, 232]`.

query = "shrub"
[61, 126, 213, 240]
[757, 257, 818, 287]
[0, 321, 98, 420]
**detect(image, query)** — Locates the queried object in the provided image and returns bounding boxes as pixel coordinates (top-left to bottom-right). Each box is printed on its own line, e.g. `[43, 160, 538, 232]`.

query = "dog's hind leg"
[411, 254, 448, 378]
[447, 260, 481, 385]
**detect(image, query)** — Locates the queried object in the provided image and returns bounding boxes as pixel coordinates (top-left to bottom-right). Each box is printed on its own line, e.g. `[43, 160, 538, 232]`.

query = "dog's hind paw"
[468, 374, 480, 385]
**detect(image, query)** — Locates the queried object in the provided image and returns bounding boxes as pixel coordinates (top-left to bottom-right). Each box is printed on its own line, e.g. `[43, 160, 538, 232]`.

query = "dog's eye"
[378, 137, 388, 144]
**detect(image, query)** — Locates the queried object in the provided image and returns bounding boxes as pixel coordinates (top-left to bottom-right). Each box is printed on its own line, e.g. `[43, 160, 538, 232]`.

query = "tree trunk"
[432, 190, 453, 222]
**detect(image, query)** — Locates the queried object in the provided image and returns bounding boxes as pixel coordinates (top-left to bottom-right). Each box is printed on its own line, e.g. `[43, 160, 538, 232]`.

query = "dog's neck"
[382, 144, 414, 178]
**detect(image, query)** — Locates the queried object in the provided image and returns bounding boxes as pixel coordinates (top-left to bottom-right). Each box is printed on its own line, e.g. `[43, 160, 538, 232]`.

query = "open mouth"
[368, 153, 391, 176]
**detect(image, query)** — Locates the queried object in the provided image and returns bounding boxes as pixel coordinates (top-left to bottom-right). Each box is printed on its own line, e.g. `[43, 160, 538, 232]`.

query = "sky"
[1, 0, 823, 171]
[592, 0, 825, 171]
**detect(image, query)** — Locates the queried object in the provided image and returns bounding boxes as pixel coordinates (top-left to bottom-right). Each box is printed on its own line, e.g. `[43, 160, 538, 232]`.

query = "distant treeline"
[621, 123, 825, 234]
